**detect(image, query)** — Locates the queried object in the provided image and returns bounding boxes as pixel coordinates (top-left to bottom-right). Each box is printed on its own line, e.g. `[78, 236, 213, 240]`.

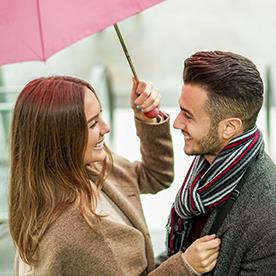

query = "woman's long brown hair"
[8, 76, 112, 265]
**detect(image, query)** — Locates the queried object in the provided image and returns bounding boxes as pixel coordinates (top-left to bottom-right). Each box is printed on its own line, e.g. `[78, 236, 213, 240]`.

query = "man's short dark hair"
[183, 51, 264, 130]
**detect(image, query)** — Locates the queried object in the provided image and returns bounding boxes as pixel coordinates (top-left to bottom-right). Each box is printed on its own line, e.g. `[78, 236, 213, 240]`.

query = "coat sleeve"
[36, 246, 195, 276]
[148, 252, 197, 276]
[133, 115, 174, 194]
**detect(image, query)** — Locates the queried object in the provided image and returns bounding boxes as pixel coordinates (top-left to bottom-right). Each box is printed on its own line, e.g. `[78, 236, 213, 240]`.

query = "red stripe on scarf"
[199, 131, 259, 193]
[224, 133, 255, 150]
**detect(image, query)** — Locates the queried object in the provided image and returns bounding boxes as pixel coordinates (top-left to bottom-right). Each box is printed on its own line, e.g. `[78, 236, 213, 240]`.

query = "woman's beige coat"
[16, 118, 195, 276]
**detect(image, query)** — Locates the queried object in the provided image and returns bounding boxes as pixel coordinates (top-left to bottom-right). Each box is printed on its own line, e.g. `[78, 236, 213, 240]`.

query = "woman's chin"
[84, 149, 106, 164]
[92, 149, 107, 162]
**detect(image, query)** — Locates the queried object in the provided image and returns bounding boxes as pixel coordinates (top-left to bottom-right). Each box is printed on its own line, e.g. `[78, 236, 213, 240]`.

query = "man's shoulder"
[255, 150, 275, 170]
[226, 151, 276, 223]
[244, 150, 276, 190]
[229, 151, 276, 226]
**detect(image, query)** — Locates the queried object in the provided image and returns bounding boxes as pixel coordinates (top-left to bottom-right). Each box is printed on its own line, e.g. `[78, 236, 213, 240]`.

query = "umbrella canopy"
[0, 0, 163, 65]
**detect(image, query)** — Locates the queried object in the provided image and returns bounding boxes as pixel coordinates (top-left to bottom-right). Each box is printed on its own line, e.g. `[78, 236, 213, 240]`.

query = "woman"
[9, 76, 220, 275]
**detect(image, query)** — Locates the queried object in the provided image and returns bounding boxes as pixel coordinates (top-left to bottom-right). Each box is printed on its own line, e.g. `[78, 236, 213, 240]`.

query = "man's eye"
[184, 112, 192, 119]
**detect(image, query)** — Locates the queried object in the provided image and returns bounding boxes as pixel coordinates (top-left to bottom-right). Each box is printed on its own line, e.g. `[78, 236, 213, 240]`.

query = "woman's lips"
[94, 140, 104, 150]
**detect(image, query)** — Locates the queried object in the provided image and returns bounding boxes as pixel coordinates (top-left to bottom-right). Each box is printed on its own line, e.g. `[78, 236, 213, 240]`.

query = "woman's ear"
[220, 118, 243, 140]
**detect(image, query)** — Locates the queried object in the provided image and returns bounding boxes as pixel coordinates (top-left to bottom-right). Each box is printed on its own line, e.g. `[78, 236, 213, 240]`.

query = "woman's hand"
[131, 79, 161, 122]
[182, 235, 221, 274]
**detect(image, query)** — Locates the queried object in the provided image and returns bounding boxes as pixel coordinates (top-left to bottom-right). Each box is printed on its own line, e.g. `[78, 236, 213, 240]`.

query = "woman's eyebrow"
[87, 113, 99, 123]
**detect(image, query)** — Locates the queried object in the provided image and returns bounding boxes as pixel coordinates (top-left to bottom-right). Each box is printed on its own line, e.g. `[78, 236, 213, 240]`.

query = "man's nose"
[173, 113, 182, 129]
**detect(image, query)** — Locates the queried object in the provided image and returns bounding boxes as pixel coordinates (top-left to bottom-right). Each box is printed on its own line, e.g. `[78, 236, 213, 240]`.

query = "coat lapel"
[102, 180, 149, 235]
[201, 208, 231, 237]
[102, 179, 156, 271]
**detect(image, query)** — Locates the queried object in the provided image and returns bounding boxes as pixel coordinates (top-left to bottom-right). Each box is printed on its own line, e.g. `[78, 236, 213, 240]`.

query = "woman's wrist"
[134, 109, 167, 124]
[181, 253, 201, 276]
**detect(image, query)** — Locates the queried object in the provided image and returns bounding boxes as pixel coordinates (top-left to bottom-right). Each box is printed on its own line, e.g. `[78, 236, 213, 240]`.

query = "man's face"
[173, 84, 223, 163]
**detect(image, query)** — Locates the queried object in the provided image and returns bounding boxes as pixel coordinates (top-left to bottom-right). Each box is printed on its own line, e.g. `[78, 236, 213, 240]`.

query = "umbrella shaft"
[114, 24, 138, 81]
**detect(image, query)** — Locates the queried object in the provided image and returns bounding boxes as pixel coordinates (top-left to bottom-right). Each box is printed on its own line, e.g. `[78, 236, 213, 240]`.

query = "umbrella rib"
[36, 0, 46, 60]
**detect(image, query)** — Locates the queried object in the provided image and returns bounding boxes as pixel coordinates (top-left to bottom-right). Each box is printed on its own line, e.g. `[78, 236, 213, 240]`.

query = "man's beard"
[186, 120, 223, 157]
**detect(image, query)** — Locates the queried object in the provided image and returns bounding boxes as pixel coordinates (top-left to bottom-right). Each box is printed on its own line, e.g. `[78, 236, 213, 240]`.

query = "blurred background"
[1, 0, 276, 274]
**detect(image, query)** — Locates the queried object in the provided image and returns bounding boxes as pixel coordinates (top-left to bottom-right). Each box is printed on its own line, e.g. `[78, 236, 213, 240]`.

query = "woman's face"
[83, 87, 110, 164]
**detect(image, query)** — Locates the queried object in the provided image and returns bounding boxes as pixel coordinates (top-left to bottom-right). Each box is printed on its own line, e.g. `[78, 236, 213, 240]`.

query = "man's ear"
[220, 118, 243, 140]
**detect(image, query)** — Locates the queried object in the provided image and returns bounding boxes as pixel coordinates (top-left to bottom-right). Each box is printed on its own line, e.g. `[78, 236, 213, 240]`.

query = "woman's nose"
[100, 119, 110, 135]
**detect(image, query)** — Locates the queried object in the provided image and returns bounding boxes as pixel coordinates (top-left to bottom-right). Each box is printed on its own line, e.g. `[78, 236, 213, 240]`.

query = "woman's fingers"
[199, 259, 218, 274]
[202, 250, 219, 265]
[199, 238, 220, 260]
[134, 82, 160, 112]
[182, 235, 221, 274]
[195, 235, 221, 251]
[139, 93, 161, 112]
[196, 234, 216, 242]
[202, 255, 219, 273]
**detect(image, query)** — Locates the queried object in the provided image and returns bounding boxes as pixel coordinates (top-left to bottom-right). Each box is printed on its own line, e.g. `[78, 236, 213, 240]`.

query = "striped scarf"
[167, 126, 264, 256]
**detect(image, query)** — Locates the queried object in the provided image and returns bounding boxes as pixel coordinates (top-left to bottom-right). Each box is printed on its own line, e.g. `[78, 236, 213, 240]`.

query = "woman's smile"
[94, 139, 105, 150]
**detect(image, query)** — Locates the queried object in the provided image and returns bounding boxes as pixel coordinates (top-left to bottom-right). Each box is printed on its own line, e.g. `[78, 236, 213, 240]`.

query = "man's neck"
[204, 154, 217, 164]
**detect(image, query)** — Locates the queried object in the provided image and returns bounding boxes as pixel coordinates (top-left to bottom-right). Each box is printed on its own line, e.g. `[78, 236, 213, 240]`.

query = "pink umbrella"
[0, 0, 164, 116]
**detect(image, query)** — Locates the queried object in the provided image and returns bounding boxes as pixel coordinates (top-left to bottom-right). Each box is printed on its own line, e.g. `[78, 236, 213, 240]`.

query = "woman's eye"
[89, 121, 98, 129]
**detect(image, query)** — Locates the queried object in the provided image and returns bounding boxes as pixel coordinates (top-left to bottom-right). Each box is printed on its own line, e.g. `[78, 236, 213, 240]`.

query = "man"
[168, 51, 276, 275]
